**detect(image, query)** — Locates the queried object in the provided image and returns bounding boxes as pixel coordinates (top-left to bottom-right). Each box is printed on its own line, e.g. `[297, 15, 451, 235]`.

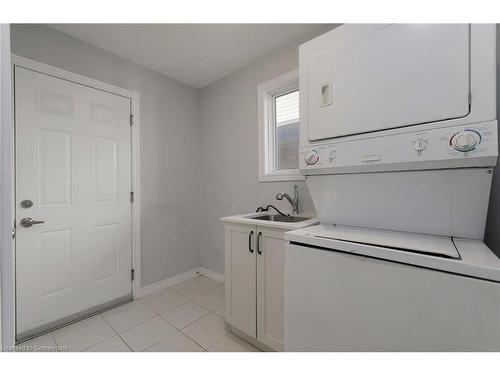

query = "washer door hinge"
[131, 269, 135, 281]
[130, 114, 134, 126]
[130, 191, 134, 203]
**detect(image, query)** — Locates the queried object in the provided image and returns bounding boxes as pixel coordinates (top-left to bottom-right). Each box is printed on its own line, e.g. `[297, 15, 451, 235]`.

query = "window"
[275, 90, 299, 171]
[258, 70, 304, 182]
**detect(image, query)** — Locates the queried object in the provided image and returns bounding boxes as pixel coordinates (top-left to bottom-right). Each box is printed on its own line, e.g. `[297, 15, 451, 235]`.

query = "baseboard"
[196, 267, 225, 283]
[139, 267, 225, 298]
[139, 269, 198, 298]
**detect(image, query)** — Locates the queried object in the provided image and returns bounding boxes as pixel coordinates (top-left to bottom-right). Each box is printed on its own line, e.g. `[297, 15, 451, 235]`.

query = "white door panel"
[307, 24, 470, 140]
[15, 67, 132, 337]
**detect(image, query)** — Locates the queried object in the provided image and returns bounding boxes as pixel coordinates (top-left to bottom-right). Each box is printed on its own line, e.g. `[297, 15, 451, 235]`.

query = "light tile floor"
[15, 275, 260, 352]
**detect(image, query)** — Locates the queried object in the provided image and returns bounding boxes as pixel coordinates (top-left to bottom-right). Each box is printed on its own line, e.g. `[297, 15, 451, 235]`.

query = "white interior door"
[306, 24, 470, 140]
[15, 67, 132, 338]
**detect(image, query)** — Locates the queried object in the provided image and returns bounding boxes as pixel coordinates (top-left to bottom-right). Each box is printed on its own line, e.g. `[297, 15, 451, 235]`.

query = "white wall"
[10, 24, 202, 286]
[197, 28, 332, 274]
[9, 24, 335, 287]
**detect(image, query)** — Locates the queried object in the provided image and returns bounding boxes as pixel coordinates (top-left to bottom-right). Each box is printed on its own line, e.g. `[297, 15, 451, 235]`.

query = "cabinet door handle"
[257, 232, 262, 255]
[248, 230, 254, 253]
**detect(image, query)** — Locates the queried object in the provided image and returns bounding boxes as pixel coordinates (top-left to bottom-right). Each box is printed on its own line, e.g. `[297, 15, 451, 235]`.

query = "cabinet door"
[256, 227, 286, 351]
[224, 223, 257, 337]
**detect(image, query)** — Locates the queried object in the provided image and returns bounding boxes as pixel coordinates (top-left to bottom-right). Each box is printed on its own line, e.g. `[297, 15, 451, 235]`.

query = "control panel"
[299, 121, 498, 174]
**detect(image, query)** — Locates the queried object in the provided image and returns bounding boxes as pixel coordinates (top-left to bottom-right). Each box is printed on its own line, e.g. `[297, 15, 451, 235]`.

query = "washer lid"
[314, 225, 460, 259]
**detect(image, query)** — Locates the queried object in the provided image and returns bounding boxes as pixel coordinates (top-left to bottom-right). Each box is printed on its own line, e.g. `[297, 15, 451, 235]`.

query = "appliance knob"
[413, 139, 428, 152]
[304, 150, 319, 165]
[328, 150, 337, 161]
[451, 130, 480, 152]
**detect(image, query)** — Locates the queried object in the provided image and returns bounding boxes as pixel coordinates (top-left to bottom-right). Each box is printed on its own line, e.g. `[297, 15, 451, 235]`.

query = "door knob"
[20, 218, 45, 228]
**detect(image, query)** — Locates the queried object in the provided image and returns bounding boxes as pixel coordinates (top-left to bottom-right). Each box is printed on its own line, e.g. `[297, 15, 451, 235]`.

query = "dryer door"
[305, 24, 470, 141]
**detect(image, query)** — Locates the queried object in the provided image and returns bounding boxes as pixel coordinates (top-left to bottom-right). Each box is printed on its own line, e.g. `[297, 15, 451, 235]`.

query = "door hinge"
[130, 114, 134, 126]
[130, 191, 135, 203]
[131, 269, 135, 281]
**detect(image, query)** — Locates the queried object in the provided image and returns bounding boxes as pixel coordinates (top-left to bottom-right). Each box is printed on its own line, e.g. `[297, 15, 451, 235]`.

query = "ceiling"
[47, 24, 332, 88]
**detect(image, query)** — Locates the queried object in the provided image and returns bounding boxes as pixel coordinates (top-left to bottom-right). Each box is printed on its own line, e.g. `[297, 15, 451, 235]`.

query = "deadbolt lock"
[20, 199, 34, 209]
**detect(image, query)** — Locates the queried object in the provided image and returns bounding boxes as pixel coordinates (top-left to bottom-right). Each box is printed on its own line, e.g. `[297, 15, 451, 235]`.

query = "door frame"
[4, 55, 142, 346]
[1, 24, 14, 349]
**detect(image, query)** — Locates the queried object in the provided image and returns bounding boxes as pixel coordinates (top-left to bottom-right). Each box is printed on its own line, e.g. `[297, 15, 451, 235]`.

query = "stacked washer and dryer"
[284, 24, 500, 351]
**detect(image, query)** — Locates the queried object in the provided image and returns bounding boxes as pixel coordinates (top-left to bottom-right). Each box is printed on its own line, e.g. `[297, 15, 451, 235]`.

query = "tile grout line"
[156, 276, 225, 350]
[178, 278, 227, 350]
[205, 331, 232, 351]
[123, 293, 212, 351]
[52, 274, 224, 352]
[141, 330, 205, 352]
[97, 312, 135, 352]
[77, 314, 121, 352]
[117, 335, 134, 352]
[86, 299, 172, 352]
[117, 301, 181, 352]
[138, 328, 179, 352]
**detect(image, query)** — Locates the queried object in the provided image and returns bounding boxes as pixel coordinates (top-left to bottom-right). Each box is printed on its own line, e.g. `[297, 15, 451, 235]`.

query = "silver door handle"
[20, 217, 45, 228]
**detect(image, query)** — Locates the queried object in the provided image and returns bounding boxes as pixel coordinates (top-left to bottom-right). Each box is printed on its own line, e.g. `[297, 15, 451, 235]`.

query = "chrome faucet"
[276, 184, 299, 214]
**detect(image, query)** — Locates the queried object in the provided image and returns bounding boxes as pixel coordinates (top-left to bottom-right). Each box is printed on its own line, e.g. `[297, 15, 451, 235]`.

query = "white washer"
[285, 225, 500, 351]
[285, 24, 500, 351]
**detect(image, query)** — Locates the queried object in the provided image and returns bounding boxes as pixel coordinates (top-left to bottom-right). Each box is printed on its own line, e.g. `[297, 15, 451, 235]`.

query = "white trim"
[140, 267, 225, 298]
[11, 55, 132, 98]
[130, 91, 142, 299]
[1, 24, 15, 349]
[258, 69, 304, 182]
[8, 56, 142, 339]
[140, 269, 199, 298]
[258, 170, 306, 182]
[196, 267, 225, 283]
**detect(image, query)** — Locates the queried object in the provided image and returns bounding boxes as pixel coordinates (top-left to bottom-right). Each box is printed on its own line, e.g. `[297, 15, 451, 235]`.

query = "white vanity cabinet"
[222, 213, 318, 351]
[224, 223, 286, 351]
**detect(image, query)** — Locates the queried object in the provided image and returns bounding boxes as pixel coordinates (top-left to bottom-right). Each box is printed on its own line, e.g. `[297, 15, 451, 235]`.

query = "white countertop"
[220, 212, 319, 230]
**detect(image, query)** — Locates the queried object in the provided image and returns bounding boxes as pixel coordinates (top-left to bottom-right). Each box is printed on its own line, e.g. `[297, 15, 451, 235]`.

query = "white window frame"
[258, 69, 304, 182]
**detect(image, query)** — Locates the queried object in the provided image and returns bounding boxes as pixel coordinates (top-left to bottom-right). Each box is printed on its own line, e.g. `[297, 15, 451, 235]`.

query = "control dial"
[304, 150, 320, 165]
[450, 130, 481, 152]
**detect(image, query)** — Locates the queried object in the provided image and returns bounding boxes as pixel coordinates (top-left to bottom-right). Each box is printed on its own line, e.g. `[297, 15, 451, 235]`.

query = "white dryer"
[285, 24, 500, 351]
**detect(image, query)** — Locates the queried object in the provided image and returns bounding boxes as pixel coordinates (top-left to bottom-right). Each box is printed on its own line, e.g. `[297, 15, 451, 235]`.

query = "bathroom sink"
[221, 212, 318, 229]
[254, 214, 309, 223]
